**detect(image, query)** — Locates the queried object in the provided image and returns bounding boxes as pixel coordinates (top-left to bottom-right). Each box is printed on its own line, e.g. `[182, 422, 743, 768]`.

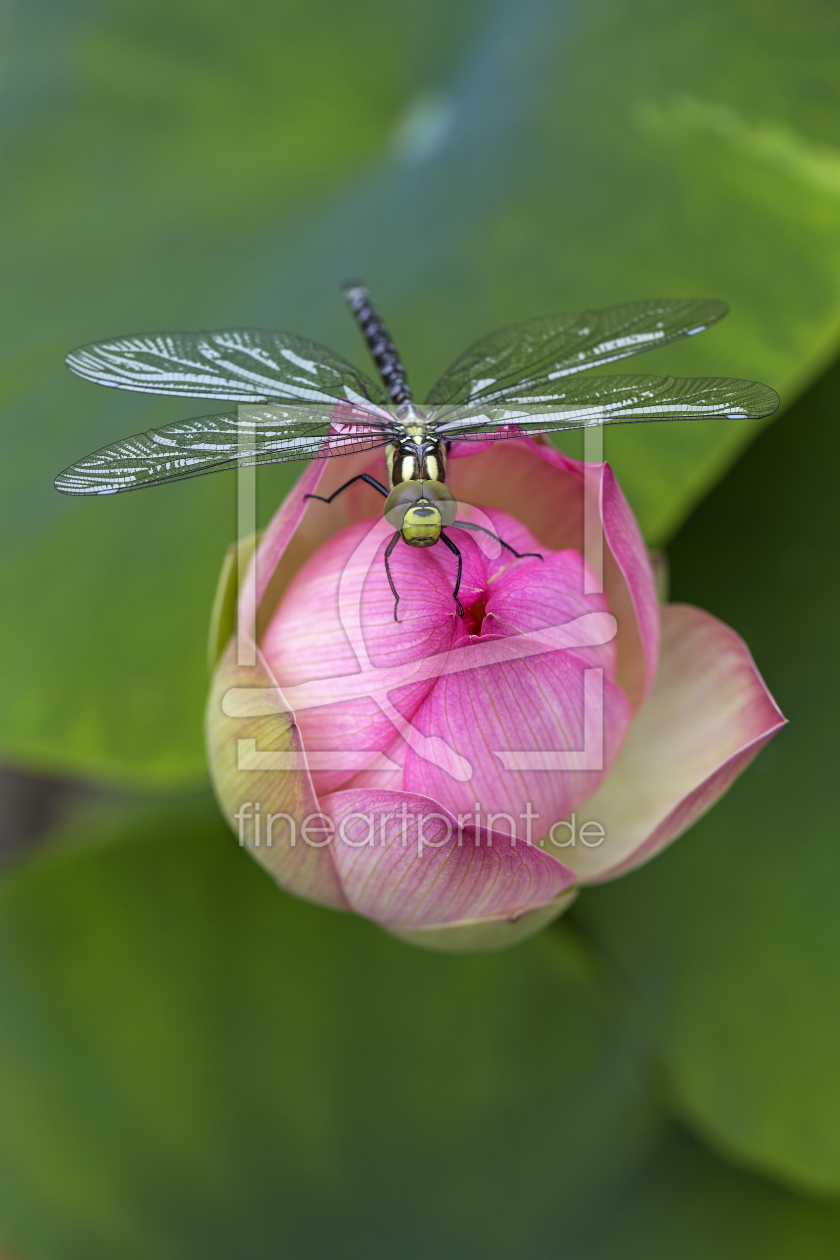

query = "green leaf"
[569, 1128, 840, 1259]
[0, 0, 492, 786]
[0, 795, 657, 1259]
[575, 354, 840, 1195]
[3, 0, 840, 782]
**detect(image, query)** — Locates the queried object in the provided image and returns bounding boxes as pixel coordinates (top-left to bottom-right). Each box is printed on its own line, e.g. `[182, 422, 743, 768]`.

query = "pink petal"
[446, 438, 658, 706]
[402, 647, 631, 840]
[206, 637, 347, 909]
[397, 524, 630, 832]
[564, 604, 787, 882]
[262, 517, 472, 795]
[249, 436, 658, 709]
[390, 892, 579, 952]
[243, 448, 396, 637]
[320, 788, 576, 928]
[600, 462, 660, 708]
[262, 510, 629, 825]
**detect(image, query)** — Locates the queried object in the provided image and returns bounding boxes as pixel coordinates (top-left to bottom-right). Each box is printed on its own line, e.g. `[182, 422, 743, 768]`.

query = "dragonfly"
[56, 284, 779, 620]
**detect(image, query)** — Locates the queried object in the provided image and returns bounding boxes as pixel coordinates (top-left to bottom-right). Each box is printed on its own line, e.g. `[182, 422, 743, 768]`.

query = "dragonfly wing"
[66, 328, 388, 404]
[55, 403, 393, 496]
[429, 374, 780, 439]
[426, 299, 729, 405]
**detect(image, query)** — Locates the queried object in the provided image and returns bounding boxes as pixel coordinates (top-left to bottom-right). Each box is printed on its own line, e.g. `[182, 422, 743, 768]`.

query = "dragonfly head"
[384, 480, 457, 548]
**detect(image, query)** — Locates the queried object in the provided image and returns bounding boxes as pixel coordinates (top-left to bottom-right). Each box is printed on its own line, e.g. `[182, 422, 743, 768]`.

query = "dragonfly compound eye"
[384, 480, 457, 546]
[384, 480, 424, 527]
[420, 480, 457, 526]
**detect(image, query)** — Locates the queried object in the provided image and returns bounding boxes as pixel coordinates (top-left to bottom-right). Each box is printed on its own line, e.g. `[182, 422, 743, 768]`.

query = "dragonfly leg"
[450, 520, 543, 562]
[304, 472, 389, 505]
[439, 532, 465, 617]
[384, 530, 402, 622]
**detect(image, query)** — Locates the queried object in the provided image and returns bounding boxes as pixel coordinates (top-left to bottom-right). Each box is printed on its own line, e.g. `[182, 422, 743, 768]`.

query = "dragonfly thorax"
[386, 405, 447, 489]
[393, 402, 427, 425]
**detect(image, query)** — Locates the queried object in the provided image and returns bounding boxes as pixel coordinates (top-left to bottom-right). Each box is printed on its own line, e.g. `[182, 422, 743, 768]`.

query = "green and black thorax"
[385, 404, 447, 487]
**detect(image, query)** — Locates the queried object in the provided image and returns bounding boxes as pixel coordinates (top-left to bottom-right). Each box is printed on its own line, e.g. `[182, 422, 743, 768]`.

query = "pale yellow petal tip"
[207, 531, 262, 674]
[386, 890, 578, 953]
[649, 549, 669, 604]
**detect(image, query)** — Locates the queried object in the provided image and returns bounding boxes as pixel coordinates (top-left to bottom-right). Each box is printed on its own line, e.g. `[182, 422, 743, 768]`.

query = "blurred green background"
[1, 0, 840, 1255]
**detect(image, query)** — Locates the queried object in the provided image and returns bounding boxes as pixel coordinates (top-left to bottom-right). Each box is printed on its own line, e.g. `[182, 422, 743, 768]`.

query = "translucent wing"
[66, 328, 387, 404]
[426, 299, 729, 405]
[429, 374, 779, 440]
[54, 402, 394, 496]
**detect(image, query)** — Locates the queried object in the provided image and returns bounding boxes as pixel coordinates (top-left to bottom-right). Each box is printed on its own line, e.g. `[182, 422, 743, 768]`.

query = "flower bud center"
[464, 596, 488, 634]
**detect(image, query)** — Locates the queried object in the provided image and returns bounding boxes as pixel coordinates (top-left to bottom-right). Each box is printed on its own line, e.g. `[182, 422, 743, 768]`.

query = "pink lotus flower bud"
[206, 438, 785, 951]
